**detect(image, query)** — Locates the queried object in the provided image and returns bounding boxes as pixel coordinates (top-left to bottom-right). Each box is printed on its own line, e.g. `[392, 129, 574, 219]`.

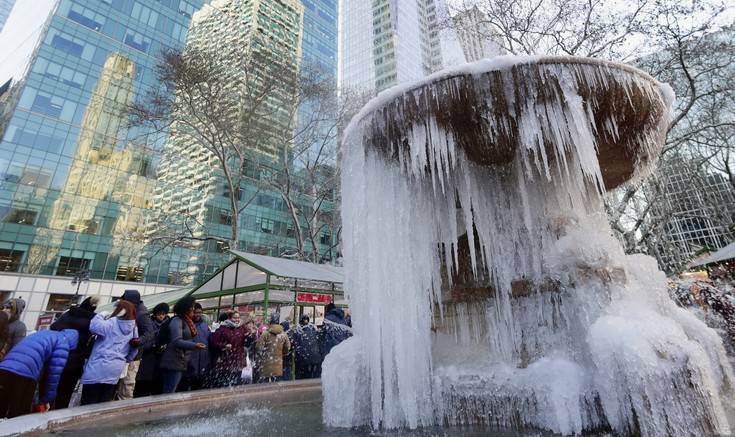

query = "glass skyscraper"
[0, 0, 16, 33]
[0, 0, 206, 284]
[0, 0, 339, 299]
[339, 0, 446, 94]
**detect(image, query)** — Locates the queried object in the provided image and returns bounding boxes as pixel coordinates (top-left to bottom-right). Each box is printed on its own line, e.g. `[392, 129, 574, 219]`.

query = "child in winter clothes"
[2, 298, 27, 352]
[0, 328, 79, 418]
[80, 300, 139, 406]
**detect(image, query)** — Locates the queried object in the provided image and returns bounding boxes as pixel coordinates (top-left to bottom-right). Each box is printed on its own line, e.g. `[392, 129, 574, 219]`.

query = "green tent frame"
[188, 250, 345, 321]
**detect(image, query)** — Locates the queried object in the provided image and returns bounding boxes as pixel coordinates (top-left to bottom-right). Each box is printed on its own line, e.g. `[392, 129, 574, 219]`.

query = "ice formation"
[324, 56, 734, 436]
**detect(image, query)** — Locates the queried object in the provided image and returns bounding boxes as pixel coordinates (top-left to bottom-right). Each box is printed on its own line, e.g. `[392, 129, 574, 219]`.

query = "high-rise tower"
[0, 0, 16, 33]
[339, 0, 447, 94]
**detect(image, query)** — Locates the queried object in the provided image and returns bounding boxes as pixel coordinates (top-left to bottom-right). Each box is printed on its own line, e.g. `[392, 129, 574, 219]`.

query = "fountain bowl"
[350, 55, 672, 190]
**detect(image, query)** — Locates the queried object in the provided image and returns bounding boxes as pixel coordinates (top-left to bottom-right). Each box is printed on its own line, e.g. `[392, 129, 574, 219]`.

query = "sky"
[0, 0, 732, 86]
[0, 0, 55, 85]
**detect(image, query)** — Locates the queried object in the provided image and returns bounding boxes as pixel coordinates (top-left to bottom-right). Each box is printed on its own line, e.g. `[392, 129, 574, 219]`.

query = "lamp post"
[70, 263, 90, 306]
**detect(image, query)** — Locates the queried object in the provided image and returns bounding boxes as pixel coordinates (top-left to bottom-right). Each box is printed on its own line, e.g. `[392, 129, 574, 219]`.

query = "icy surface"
[323, 56, 733, 436]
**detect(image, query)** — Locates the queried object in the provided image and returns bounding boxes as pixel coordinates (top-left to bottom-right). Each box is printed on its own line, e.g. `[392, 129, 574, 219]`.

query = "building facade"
[1, 0, 339, 329]
[647, 156, 735, 273]
[450, 6, 504, 62]
[0, 0, 16, 33]
[339, 0, 447, 94]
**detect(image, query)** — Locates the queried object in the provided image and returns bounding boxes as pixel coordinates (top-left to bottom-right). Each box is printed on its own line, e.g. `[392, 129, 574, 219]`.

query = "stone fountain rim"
[0, 379, 322, 437]
[345, 54, 668, 140]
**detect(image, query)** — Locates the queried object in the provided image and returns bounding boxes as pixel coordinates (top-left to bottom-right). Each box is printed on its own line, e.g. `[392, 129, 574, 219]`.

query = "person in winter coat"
[320, 303, 353, 358]
[210, 311, 255, 387]
[49, 296, 99, 409]
[0, 311, 9, 360]
[2, 298, 27, 352]
[291, 315, 322, 379]
[116, 289, 154, 399]
[133, 302, 170, 398]
[80, 300, 139, 406]
[280, 320, 293, 381]
[178, 303, 211, 391]
[159, 297, 206, 393]
[0, 328, 79, 418]
[255, 313, 291, 383]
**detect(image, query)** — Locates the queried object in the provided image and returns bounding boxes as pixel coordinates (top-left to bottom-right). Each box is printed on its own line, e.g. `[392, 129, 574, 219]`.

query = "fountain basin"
[350, 55, 671, 189]
[0, 380, 563, 436]
[0, 381, 320, 436]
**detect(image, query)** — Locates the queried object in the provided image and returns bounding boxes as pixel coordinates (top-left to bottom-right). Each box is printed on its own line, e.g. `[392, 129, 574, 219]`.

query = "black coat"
[320, 308, 353, 358]
[136, 316, 168, 382]
[291, 324, 322, 366]
[135, 302, 154, 346]
[49, 306, 95, 371]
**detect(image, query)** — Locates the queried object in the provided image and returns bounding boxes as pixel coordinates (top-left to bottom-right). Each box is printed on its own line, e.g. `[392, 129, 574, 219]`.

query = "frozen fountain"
[324, 56, 734, 436]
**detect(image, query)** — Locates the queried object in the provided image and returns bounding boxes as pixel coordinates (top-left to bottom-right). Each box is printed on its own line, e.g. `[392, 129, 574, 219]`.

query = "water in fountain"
[324, 56, 734, 436]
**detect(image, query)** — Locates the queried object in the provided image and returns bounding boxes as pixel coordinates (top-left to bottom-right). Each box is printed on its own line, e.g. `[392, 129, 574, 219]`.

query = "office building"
[339, 0, 448, 94]
[647, 156, 735, 273]
[0, 0, 339, 329]
[0, 0, 206, 326]
[0, 0, 16, 33]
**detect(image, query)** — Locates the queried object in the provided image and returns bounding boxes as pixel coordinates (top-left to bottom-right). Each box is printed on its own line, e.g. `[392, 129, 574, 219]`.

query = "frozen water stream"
[324, 56, 733, 436]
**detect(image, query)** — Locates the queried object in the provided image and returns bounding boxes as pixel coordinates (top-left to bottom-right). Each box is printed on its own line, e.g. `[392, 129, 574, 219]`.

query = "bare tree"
[130, 46, 342, 264]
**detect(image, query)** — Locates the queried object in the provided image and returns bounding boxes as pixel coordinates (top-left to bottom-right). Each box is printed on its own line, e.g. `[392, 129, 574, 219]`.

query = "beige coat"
[255, 324, 291, 378]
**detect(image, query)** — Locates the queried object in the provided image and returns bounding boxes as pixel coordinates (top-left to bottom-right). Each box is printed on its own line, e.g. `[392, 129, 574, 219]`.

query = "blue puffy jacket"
[0, 329, 79, 403]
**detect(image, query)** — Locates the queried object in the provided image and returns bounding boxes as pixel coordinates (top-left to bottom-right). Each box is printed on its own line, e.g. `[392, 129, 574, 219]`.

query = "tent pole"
[264, 273, 270, 323]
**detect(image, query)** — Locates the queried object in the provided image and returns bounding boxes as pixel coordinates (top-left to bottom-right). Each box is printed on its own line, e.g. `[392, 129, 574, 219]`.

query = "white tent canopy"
[191, 250, 344, 301]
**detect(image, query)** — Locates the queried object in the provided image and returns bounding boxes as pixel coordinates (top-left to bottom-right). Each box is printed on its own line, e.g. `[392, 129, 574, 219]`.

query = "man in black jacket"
[49, 296, 98, 409]
[291, 315, 322, 379]
[116, 289, 154, 399]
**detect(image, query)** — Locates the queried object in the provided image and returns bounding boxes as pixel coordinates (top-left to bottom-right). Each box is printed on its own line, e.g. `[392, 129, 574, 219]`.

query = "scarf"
[183, 315, 198, 337]
[222, 319, 242, 329]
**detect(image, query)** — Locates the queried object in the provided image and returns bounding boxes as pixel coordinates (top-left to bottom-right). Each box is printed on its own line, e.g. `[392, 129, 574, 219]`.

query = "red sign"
[35, 313, 56, 331]
[296, 292, 333, 304]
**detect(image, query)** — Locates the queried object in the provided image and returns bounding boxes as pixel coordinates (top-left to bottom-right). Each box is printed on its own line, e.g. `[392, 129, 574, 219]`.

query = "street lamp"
[70, 262, 90, 306]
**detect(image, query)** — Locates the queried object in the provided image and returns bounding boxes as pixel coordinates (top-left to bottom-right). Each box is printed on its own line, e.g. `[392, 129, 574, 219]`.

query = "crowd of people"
[0, 292, 352, 419]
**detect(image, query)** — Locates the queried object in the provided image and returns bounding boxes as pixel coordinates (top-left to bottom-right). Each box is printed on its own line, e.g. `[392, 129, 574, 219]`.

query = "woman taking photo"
[159, 296, 205, 393]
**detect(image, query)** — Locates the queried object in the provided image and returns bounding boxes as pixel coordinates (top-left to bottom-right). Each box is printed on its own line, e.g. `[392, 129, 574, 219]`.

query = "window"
[179, 1, 197, 18]
[116, 262, 144, 282]
[256, 216, 275, 234]
[219, 209, 232, 226]
[0, 249, 23, 272]
[124, 30, 151, 53]
[67, 4, 105, 31]
[2, 208, 38, 225]
[31, 94, 63, 118]
[55, 257, 90, 277]
[51, 34, 82, 56]
[132, 2, 159, 27]
[46, 294, 76, 312]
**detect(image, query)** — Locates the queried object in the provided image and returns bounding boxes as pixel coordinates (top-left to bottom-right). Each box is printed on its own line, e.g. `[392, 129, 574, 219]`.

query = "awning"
[688, 241, 735, 268]
[190, 250, 344, 301]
